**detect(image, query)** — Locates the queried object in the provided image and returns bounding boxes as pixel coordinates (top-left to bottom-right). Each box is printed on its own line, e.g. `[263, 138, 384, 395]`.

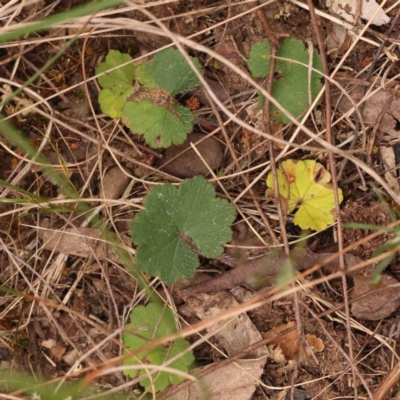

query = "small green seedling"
[122, 302, 194, 392]
[96, 48, 203, 148]
[130, 176, 236, 284]
[247, 38, 323, 123]
[266, 159, 343, 231]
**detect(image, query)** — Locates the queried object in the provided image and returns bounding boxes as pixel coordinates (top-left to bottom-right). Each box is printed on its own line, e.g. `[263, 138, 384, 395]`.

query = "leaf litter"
[3, 0, 400, 398]
[163, 281, 268, 400]
[326, 0, 390, 25]
[334, 82, 400, 139]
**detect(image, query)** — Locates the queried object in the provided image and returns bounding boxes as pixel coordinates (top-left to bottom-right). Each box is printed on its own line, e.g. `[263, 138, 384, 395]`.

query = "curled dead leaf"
[326, 0, 389, 25]
[262, 321, 324, 365]
[50, 344, 67, 362]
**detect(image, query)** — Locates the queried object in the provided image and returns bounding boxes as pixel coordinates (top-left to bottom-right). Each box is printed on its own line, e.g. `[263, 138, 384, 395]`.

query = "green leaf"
[122, 99, 194, 148]
[95, 50, 135, 95]
[136, 48, 202, 95]
[0, 370, 85, 400]
[274, 259, 296, 289]
[248, 38, 323, 123]
[98, 86, 133, 118]
[122, 303, 194, 393]
[96, 50, 135, 118]
[131, 176, 236, 284]
[248, 39, 271, 78]
[266, 160, 343, 231]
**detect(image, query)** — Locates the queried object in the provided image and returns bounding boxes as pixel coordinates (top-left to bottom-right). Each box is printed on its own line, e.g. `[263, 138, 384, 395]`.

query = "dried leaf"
[41, 339, 56, 349]
[50, 345, 66, 362]
[100, 166, 131, 200]
[305, 334, 324, 352]
[379, 146, 400, 195]
[40, 227, 131, 263]
[334, 84, 400, 138]
[262, 321, 324, 364]
[326, 0, 389, 25]
[351, 273, 400, 320]
[326, 22, 352, 55]
[163, 360, 264, 400]
[62, 349, 80, 367]
[166, 277, 268, 400]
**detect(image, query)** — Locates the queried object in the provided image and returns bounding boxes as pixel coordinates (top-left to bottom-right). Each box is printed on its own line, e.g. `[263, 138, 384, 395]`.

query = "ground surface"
[1, 0, 400, 399]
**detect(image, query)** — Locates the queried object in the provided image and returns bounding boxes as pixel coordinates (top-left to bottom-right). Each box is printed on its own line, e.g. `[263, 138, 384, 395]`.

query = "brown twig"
[201, 84, 279, 245]
[256, 9, 300, 395]
[254, 3, 287, 247]
[373, 360, 400, 400]
[305, 0, 359, 395]
[254, 6, 278, 46]
[176, 247, 359, 298]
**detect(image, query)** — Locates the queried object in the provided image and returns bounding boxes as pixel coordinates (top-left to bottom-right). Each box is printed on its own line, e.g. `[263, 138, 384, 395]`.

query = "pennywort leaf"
[96, 50, 135, 118]
[98, 86, 133, 118]
[122, 302, 194, 392]
[96, 50, 135, 94]
[248, 38, 323, 123]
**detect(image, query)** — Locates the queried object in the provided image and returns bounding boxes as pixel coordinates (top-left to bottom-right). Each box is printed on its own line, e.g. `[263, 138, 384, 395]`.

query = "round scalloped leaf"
[266, 159, 343, 231]
[247, 38, 323, 123]
[122, 99, 194, 148]
[122, 303, 194, 392]
[248, 39, 271, 78]
[95, 50, 135, 95]
[136, 48, 202, 95]
[98, 86, 133, 118]
[130, 176, 236, 284]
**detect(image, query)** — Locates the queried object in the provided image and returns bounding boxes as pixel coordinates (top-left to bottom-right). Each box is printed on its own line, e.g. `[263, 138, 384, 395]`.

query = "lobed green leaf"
[136, 48, 202, 95]
[122, 99, 194, 148]
[98, 86, 133, 118]
[131, 176, 236, 284]
[95, 50, 135, 94]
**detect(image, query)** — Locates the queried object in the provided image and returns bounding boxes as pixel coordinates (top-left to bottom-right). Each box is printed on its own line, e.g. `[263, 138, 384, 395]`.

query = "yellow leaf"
[266, 159, 343, 231]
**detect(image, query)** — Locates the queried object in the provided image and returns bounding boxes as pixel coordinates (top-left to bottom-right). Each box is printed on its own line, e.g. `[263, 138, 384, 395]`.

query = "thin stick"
[305, 0, 360, 397]
[202, 87, 279, 245]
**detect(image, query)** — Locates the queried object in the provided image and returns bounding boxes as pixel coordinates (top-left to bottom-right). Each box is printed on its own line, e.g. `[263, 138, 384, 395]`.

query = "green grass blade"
[0, 117, 157, 302]
[0, 0, 124, 44]
[0, 33, 78, 108]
